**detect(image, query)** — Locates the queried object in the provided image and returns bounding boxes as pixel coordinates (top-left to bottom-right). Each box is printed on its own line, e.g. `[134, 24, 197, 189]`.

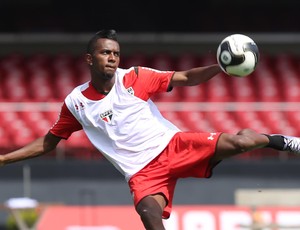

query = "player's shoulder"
[74, 81, 90, 93]
[116, 67, 136, 75]
[116, 67, 138, 81]
[65, 81, 89, 98]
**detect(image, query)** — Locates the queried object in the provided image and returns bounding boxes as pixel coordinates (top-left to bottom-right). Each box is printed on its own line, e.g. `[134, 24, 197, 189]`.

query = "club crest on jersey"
[100, 109, 113, 124]
[127, 87, 134, 95]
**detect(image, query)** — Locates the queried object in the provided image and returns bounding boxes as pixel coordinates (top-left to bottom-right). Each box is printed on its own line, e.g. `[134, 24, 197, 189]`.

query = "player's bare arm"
[170, 64, 222, 87]
[0, 132, 61, 166]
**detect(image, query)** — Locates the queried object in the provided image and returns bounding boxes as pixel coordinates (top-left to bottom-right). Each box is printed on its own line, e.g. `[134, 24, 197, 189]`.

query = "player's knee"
[233, 132, 260, 152]
[234, 136, 255, 152]
[138, 206, 162, 225]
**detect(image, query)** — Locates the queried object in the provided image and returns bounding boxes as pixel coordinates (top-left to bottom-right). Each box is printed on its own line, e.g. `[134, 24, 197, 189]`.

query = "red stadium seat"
[3, 68, 30, 101]
[26, 53, 52, 72]
[33, 119, 52, 136]
[52, 53, 73, 72]
[229, 75, 256, 102]
[28, 69, 54, 101]
[0, 53, 25, 72]
[179, 85, 206, 102]
[258, 111, 297, 135]
[175, 53, 200, 70]
[176, 111, 215, 132]
[121, 53, 149, 69]
[205, 74, 231, 102]
[53, 69, 77, 100]
[9, 119, 36, 146]
[234, 111, 270, 133]
[150, 53, 174, 70]
[74, 56, 90, 84]
[0, 127, 10, 148]
[255, 69, 281, 102]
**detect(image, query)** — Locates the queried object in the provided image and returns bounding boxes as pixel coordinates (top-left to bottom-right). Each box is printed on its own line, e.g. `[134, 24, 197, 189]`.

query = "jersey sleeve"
[138, 66, 174, 93]
[123, 66, 175, 100]
[49, 103, 83, 139]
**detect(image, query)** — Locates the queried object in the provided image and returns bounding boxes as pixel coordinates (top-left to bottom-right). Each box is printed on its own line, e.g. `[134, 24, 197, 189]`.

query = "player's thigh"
[213, 130, 268, 161]
[213, 133, 244, 160]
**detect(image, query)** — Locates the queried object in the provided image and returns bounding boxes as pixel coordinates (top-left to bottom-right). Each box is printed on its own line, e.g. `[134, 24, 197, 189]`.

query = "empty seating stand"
[0, 52, 299, 160]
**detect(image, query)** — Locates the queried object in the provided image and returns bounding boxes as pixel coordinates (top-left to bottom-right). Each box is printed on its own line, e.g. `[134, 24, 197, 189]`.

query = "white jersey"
[64, 68, 180, 181]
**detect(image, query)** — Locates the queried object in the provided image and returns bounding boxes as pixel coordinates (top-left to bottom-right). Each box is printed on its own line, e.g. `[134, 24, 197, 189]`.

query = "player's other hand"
[0, 154, 4, 166]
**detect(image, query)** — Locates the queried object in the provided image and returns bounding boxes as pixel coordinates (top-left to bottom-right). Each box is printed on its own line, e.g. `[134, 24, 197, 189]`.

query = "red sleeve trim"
[123, 67, 175, 101]
[49, 103, 82, 139]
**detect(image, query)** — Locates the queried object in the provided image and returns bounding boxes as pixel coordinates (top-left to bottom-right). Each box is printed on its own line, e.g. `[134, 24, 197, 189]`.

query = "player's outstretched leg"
[212, 128, 300, 163]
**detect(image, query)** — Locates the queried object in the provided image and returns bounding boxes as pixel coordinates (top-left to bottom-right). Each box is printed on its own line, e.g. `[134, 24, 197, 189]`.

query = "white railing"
[1, 102, 300, 112]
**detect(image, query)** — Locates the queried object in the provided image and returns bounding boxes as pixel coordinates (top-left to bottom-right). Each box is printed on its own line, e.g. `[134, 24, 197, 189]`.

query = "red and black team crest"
[100, 109, 113, 124]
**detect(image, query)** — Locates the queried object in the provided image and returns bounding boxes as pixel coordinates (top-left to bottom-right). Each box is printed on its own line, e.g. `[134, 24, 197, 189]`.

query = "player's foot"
[282, 135, 300, 155]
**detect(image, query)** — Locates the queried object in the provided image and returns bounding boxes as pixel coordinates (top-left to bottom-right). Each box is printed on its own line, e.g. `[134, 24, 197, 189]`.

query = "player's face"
[88, 38, 120, 79]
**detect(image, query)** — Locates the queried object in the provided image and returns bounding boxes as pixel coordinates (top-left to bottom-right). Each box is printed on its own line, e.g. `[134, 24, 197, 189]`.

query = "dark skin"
[0, 37, 270, 230]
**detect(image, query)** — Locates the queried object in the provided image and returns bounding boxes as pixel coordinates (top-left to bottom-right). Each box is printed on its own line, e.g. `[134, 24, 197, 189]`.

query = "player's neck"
[90, 79, 114, 95]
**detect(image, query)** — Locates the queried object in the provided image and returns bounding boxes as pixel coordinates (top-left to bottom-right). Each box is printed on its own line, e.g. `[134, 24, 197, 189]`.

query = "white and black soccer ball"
[217, 34, 259, 77]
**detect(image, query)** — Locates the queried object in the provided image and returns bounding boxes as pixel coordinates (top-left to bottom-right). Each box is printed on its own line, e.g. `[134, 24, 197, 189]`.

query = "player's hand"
[0, 154, 4, 166]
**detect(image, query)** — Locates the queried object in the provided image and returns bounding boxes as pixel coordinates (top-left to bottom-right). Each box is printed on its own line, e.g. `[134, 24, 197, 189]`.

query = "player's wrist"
[0, 155, 5, 166]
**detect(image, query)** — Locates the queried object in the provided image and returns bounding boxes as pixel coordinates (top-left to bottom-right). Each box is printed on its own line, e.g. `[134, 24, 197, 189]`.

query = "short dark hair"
[86, 29, 118, 54]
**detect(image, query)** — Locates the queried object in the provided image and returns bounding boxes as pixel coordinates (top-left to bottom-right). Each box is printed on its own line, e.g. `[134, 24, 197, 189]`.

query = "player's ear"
[86, 53, 93, 66]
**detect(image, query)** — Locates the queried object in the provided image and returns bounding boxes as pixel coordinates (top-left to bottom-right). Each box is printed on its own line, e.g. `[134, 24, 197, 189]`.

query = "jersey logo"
[75, 102, 85, 111]
[208, 132, 217, 140]
[100, 109, 113, 124]
[127, 87, 134, 95]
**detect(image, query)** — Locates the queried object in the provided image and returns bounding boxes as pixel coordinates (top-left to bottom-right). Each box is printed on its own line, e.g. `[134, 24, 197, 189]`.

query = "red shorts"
[128, 131, 222, 219]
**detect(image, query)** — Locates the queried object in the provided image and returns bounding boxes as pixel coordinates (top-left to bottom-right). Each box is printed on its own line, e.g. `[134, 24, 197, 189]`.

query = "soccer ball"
[216, 34, 259, 77]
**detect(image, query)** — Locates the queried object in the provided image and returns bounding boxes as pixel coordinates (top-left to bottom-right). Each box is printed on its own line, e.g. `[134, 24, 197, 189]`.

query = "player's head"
[86, 29, 120, 80]
[87, 29, 119, 54]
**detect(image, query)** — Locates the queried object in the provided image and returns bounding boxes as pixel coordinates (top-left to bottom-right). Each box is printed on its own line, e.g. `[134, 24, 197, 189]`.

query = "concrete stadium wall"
[1, 33, 300, 57]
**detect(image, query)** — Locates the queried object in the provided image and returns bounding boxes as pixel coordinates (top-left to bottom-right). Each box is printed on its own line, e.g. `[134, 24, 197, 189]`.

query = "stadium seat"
[0, 127, 10, 148]
[0, 53, 25, 72]
[149, 53, 175, 70]
[285, 111, 300, 136]
[206, 111, 240, 133]
[9, 119, 36, 146]
[180, 111, 215, 132]
[175, 53, 200, 70]
[19, 111, 51, 136]
[258, 111, 297, 135]
[73, 56, 90, 84]
[234, 111, 270, 133]
[26, 53, 52, 72]
[28, 69, 54, 101]
[205, 74, 231, 102]
[121, 53, 149, 69]
[255, 69, 281, 102]
[53, 69, 77, 100]
[52, 53, 74, 72]
[229, 75, 256, 102]
[3, 68, 30, 101]
[33, 119, 52, 136]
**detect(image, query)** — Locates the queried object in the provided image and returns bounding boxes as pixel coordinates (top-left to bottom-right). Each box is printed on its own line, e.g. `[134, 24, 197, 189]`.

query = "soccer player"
[0, 29, 299, 230]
